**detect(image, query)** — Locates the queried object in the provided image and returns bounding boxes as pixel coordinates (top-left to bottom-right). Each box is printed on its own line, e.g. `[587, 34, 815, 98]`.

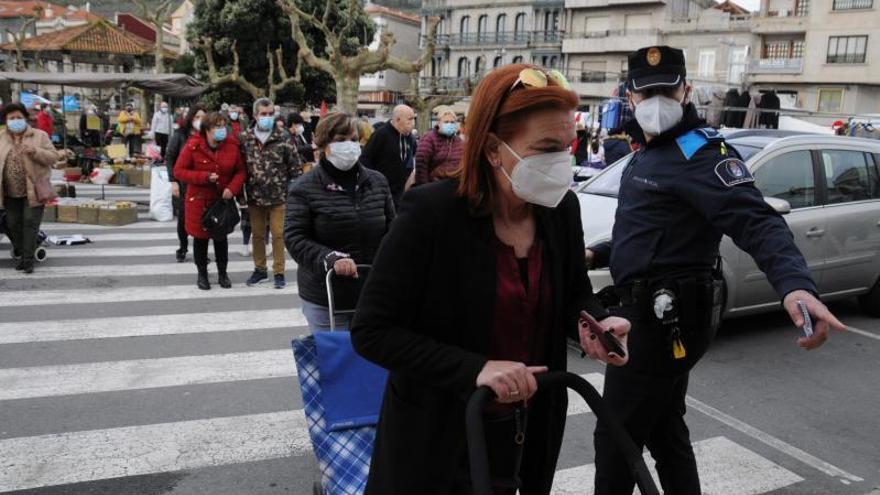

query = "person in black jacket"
[287, 113, 315, 165]
[602, 127, 632, 165]
[360, 104, 417, 207]
[165, 104, 206, 263]
[349, 65, 629, 494]
[284, 111, 395, 332]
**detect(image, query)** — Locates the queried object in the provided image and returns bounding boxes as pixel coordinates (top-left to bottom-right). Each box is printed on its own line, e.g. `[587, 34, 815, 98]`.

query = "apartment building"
[748, 0, 880, 117]
[419, 0, 565, 93]
[562, 0, 754, 99]
[359, 4, 422, 113]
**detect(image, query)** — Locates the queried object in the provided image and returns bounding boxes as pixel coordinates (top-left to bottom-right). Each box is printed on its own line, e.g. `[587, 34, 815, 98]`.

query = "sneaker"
[274, 274, 286, 289]
[246, 269, 269, 286]
[240, 244, 251, 257]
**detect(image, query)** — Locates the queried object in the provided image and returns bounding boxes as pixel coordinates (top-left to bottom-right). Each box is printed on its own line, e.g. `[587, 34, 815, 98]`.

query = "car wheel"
[857, 278, 880, 317]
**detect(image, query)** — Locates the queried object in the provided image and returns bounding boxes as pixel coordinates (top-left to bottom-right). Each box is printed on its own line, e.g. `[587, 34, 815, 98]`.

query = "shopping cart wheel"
[312, 481, 323, 495]
[34, 247, 47, 262]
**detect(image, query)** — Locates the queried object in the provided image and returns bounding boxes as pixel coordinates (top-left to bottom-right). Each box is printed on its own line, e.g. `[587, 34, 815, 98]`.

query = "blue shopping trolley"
[291, 265, 387, 495]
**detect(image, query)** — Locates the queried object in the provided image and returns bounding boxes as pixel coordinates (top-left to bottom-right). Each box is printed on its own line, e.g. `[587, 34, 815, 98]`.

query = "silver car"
[577, 130, 880, 317]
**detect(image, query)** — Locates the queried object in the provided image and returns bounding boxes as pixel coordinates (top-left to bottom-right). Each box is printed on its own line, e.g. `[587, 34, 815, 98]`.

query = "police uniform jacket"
[593, 104, 817, 299]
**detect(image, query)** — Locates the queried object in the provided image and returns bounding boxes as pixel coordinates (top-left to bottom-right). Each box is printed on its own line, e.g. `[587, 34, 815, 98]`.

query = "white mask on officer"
[499, 141, 572, 209]
[633, 91, 686, 137]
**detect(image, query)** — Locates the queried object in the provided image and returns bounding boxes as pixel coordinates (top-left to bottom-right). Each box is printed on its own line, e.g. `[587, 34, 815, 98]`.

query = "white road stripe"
[845, 325, 880, 342]
[0, 309, 304, 345]
[40, 221, 177, 231]
[551, 436, 803, 495]
[0, 410, 311, 492]
[1, 260, 258, 280]
[38, 245, 293, 259]
[0, 284, 298, 308]
[686, 396, 864, 483]
[0, 349, 298, 401]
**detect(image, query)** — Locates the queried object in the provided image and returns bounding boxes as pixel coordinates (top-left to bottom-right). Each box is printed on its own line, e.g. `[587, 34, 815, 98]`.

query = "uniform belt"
[616, 271, 715, 307]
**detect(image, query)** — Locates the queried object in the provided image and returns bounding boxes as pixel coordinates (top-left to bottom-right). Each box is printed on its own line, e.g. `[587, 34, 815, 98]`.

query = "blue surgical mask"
[229, 112, 239, 121]
[213, 127, 228, 142]
[440, 122, 459, 136]
[7, 118, 27, 134]
[258, 116, 274, 131]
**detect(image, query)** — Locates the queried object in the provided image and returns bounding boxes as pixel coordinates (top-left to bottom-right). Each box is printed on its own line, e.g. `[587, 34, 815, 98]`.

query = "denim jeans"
[301, 300, 354, 333]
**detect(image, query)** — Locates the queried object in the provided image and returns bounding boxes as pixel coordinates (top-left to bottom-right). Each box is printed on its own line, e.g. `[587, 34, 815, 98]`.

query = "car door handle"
[805, 228, 825, 238]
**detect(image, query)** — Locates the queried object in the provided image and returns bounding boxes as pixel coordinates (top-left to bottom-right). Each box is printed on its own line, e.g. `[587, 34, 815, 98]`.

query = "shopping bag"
[313, 331, 388, 431]
[149, 167, 173, 222]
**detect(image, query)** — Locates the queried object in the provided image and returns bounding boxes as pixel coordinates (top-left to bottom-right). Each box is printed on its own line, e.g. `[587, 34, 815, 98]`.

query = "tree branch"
[193, 37, 265, 99]
[278, 0, 334, 75]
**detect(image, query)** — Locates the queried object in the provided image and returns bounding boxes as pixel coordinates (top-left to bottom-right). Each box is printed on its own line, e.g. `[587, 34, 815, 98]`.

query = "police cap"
[627, 46, 687, 91]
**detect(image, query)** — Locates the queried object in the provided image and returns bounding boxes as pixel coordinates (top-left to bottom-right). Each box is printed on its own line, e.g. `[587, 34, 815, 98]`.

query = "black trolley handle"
[465, 371, 660, 495]
[324, 264, 371, 332]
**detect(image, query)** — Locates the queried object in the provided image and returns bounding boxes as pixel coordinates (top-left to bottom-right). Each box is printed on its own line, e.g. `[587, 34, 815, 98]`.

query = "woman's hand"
[579, 312, 630, 367]
[171, 182, 180, 198]
[476, 361, 548, 404]
[207, 172, 219, 183]
[222, 188, 233, 200]
[20, 144, 36, 157]
[333, 258, 359, 278]
[782, 290, 846, 350]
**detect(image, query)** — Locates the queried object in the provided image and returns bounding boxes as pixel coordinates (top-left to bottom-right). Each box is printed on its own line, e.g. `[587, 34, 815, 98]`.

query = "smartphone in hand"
[580, 311, 626, 358]
[797, 300, 814, 338]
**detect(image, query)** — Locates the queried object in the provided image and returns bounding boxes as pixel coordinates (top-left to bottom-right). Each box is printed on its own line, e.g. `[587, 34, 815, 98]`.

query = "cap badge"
[647, 47, 662, 66]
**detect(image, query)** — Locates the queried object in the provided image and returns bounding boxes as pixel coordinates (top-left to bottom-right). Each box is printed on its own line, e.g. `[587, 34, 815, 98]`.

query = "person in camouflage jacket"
[240, 98, 303, 288]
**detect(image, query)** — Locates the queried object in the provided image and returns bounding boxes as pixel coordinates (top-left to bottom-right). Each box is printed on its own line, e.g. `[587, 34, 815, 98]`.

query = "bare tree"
[132, 0, 176, 75]
[191, 37, 299, 101]
[406, 74, 471, 135]
[277, 0, 441, 113]
[5, 5, 43, 71]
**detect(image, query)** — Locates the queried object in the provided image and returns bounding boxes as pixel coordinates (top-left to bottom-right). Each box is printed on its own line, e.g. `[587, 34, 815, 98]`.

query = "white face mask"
[192, 119, 201, 131]
[326, 141, 361, 171]
[633, 92, 685, 136]
[500, 142, 572, 208]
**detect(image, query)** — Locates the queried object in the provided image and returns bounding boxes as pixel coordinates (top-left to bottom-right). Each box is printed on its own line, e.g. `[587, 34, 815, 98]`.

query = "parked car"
[578, 130, 880, 317]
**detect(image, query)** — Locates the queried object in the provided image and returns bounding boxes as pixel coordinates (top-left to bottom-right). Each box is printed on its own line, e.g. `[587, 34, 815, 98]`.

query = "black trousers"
[594, 296, 716, 495]
[125, 134, 142, 157]
[4, 197, 43, 262]
[155, 132, 169, 159]
[193, 236, 228, 274]
[175, 183, 188, 253]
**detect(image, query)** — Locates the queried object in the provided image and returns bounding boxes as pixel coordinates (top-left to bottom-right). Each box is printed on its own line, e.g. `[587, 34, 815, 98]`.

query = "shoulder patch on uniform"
[676, 130, 708, 160]
[714, 158, 754, 187]
[694, 127, 723, 142]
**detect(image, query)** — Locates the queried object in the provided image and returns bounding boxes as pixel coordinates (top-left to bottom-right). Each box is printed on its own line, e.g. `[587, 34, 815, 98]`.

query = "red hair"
[454, 64, 579, 211]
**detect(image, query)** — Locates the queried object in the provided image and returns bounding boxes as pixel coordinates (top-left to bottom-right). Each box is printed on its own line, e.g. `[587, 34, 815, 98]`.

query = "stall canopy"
[0, 72, 207, 98]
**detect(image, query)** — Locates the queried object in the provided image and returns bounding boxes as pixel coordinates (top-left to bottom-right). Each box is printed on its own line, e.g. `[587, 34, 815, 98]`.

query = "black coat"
[360, 121, 417, 200]
[603, 137, 631, 166]
[350, 180, 609, 494]
[165, 128, 190, 180]
[284, 161, 395, 310]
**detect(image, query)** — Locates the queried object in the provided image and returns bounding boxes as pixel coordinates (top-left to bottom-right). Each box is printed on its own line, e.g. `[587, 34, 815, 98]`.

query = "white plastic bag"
[89, 167, 115, 185]
[149, 166, 173, 222]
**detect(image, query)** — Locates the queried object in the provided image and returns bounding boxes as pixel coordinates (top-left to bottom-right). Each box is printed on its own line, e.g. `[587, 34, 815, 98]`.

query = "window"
[477, 15, 488, 42]
[754, 150, 817, 209]
[474, 57, 484, 75]
[795, 0, 809, 15]
[728, 46, 748, 84]
[514, 13, 526, 42]
[698, 49, 716, 78]
[493, 56, 503, 67]
[833, 0, 873, 9]
[827, 35, 867, 63]
[512, 55, 523, 64]
[460, 15, 470, 34]
[496, 14, 506, 42]
[821, 150, 880, 202]
[817, 88, 844, 112]
[457, 57, 470, 77]
[56, 61, 64, 73]
[764, 41, 791, 58]
[792, 40, 805, 58]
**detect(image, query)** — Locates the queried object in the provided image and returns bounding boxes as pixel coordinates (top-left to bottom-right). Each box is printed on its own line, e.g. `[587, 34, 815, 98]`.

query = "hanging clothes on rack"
[722, 89, 741, 128]
[743, 93, 761, 129]
[759, 91, 781, 129]
[706, 90, 725, 128]
[735, 91, 752, 128]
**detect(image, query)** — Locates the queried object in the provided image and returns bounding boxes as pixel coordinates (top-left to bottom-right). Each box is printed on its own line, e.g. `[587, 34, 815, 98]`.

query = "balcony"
[426, 31, 563, 48]
[562, 29, 661, 54]
[752, 10, 809, 33]
[566, 0, 665, 8]
[419, 76, 475, 94]
[832, 0, 873, 10]
[748, 58, 804, 74]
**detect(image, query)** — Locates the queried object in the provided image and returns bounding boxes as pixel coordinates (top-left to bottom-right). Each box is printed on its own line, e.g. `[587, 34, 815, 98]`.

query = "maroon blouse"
[488, 236, 554, 392]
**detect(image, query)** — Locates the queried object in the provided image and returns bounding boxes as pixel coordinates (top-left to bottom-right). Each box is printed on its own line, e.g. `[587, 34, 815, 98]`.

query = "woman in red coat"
[173, 112, 246, 290]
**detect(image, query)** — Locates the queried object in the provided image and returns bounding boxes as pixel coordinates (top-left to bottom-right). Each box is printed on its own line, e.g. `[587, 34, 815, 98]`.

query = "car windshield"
[580, 142, 760, 198]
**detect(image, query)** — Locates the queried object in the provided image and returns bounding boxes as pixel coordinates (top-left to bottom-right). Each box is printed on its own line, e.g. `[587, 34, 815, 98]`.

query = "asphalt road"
[1, 183, 878, 495]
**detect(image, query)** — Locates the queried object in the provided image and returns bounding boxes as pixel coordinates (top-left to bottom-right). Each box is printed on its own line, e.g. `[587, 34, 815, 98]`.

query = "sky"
[723, 0, 761, 12]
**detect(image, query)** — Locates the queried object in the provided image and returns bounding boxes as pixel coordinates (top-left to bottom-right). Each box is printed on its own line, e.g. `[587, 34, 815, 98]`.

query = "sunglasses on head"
[509, 68, 571, 93]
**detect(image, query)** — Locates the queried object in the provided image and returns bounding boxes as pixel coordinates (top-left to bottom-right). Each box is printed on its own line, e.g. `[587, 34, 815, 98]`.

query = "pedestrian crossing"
[0, 192, 815, 494]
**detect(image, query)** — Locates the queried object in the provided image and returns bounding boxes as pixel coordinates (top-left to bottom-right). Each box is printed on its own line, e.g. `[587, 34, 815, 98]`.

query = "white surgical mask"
[326, 141, 361, 171]
[192, 119, 201, 131]
[633, 92, 685, 136]
[500, 142, 572, 208]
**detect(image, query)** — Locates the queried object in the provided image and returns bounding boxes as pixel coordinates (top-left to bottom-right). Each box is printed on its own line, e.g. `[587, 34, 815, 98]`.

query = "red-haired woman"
[351, 65, 631, 493]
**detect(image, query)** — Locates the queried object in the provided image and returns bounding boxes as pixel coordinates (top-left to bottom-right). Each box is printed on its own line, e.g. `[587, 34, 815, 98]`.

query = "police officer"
[582, 46, 846, 494]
